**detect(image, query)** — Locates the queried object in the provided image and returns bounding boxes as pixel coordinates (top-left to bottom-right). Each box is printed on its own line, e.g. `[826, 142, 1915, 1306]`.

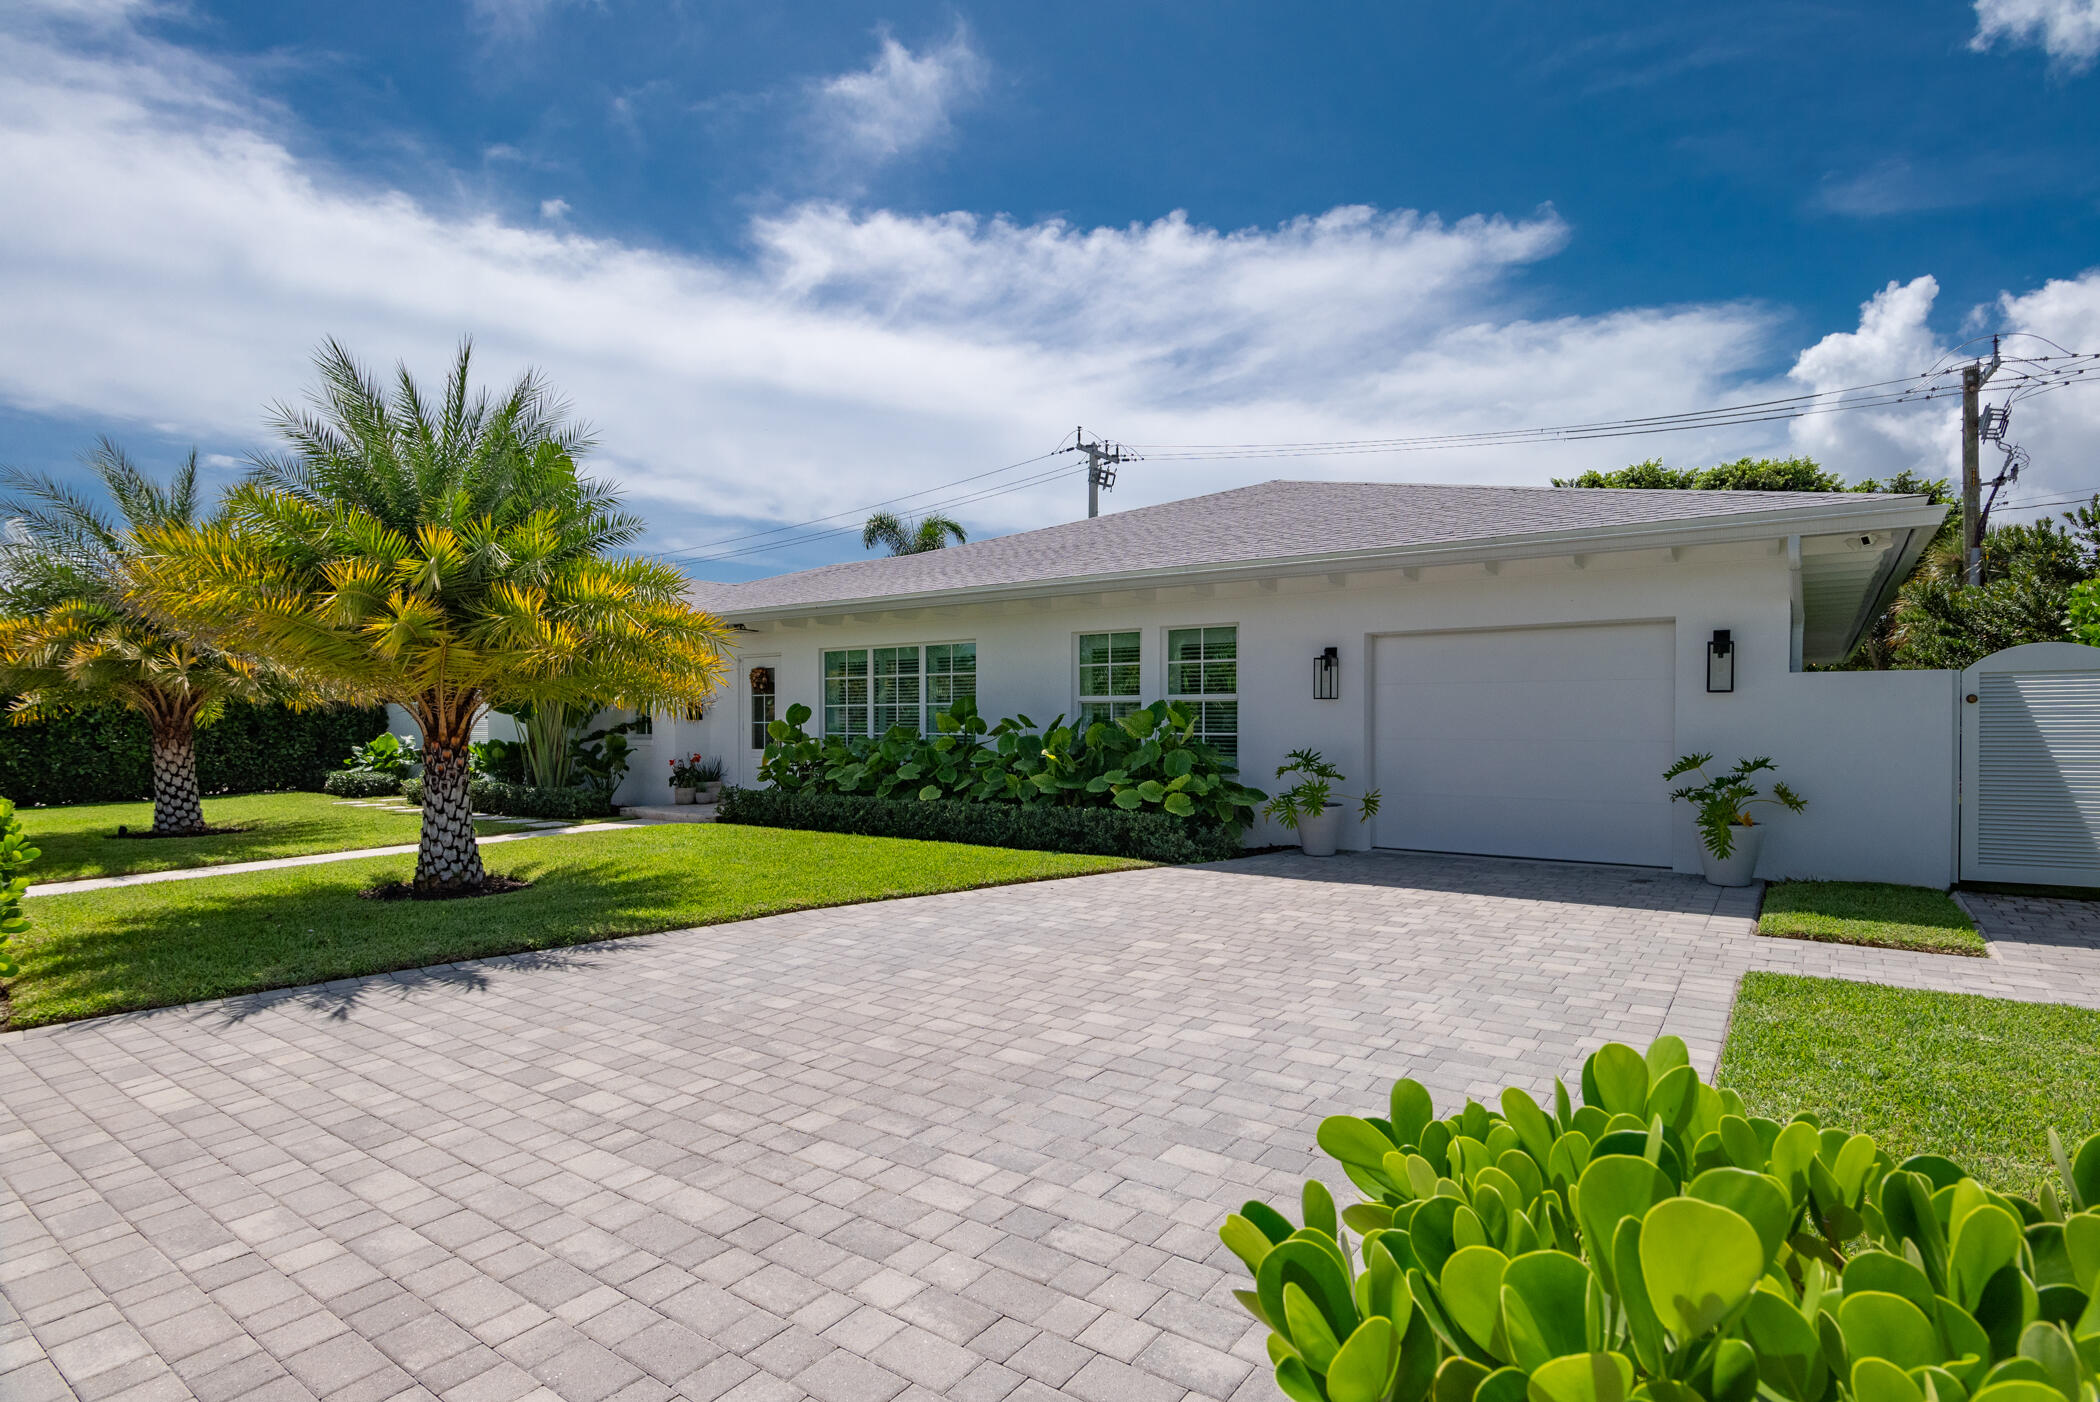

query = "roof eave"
[705, 496, 1951, 624]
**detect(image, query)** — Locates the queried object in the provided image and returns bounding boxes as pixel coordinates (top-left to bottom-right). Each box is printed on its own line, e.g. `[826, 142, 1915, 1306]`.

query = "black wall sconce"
[1315, 646, 1340, 700]
[1707, 629, 1735, 694]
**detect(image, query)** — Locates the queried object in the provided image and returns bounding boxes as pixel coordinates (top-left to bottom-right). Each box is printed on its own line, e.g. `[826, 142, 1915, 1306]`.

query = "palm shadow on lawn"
[16, 855, 717, 1027]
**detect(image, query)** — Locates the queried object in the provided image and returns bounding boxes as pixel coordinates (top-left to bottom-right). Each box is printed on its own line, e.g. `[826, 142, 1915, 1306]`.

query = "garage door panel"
[1379, 795, 1671, 865]
[1376, 679, 1673, 742]
[1403, 738, 1675, 803]
[1373, 624, 1674, 865]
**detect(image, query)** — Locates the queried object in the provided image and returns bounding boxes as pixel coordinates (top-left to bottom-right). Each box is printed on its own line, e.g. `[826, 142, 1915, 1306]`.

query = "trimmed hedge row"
[469, 780, 615, 820]
[398, 776, 616, 820]
[0, 702, 390, 807]
[716, 785, 1247, 864]
[323, 770, 400, 798]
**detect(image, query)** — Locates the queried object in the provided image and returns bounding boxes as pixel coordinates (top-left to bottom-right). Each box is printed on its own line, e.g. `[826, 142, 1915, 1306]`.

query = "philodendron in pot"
[1664, 752, 1805, 887]
[1264, 749, 1380, 856]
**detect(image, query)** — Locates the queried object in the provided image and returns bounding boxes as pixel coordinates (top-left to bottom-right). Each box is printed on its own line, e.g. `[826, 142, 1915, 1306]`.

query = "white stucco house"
[663, 480, 1966, 886]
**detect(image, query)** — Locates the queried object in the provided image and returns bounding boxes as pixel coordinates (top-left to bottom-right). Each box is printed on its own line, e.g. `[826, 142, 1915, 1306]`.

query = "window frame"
[1074, 628, 1143, 728]
[820, 639, 977, 739]
[1162, 622, 1240, 761]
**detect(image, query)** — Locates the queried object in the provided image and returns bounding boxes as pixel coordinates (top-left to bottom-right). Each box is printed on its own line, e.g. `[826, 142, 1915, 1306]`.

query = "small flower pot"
[1297, 803, 1343, 857]
[1698, 823, 1764, 887]
[672, 786, 697, 806]
[700, 782, 723, 804]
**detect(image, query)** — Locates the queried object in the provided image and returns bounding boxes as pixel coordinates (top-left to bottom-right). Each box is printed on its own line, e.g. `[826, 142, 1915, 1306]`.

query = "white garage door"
[1372, 623, 1675, 865]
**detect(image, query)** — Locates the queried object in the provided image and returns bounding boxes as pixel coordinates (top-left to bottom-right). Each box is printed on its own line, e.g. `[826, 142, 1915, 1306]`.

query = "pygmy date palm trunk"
[143, 697, 207, 836]
[413, 692, 486, 893]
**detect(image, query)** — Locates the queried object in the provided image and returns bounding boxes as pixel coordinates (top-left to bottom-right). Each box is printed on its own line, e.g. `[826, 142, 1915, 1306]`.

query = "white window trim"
[1162, 621, 1240, 759]
[1073, 627, 1144, 727]
[819, 639, 978, 739]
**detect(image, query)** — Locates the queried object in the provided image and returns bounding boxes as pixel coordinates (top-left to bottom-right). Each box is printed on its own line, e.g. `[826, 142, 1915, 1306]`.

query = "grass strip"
[1717, 971, 2100, 1195]
[1758, 880, 1984, 956]
[6, 823, 1140, 1028]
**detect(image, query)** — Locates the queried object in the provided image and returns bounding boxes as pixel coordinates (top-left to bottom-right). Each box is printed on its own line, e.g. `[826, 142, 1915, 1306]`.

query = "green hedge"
[323, 769, 400, 798]
[465, 780, 614, 820]
[0, 702, 390, 807]
[716, 785, 1245, 864]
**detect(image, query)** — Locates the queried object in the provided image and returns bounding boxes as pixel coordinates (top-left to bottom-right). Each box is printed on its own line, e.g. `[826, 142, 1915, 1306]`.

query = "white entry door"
[1372, 623, 1675, 865]
[741, 656, 779, 788]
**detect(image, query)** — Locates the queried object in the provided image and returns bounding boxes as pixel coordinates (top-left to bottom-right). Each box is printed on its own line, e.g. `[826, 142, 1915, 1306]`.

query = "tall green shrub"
[761, 698, 1266, 831]
[0, 701, 387, 806]
[1219, 1035, 2100, 1402]
[0, 798, 34, 986]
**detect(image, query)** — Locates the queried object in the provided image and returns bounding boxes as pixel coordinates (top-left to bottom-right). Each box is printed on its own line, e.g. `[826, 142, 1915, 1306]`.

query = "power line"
[661, 349, 2099, 572]
[666, 461, 1091, 567]
[649, 441, 1076, 566]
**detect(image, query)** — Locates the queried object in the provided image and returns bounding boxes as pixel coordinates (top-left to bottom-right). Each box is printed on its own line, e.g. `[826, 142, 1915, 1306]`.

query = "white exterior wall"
[674, 539, 1961, 886]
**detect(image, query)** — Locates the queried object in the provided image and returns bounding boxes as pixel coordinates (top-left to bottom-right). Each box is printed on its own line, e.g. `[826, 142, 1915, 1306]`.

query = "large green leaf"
[1688, 1168, 1791, 1266]
[1744, 1288, 1829, 1402]
[1327, 1316, 1403, 1402]
[1260, 1238, 1360, 1348]
[1525, 1351, 1633, 1402]
[1637, 1197, 1764, 1338]
[1853, 1357, 1929, 1402]
[1952, 1206, 2024, 1311]
[1840, 1291, 1944, 1371]
[1285, 1281, 1344, 1372]
[1574, 1156, 1671, 1284]
[1501, 1250, 1589, 1371]
[1584, 1045, 1648, 1118]
[1440, 1246, 1511, 1358]
[1846, 1252, 1941, 1319]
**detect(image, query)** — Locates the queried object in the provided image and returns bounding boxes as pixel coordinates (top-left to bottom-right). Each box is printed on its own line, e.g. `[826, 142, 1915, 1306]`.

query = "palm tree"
[862, 510, 967, 556]
[0, 441, 272, 835]
[131, 340, 732, 893]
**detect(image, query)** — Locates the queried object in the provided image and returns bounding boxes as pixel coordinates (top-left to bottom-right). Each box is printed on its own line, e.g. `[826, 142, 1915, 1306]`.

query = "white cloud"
[810, 28, 987, 167]
[5, 5, 2094, 573]
[539, 197, 570, 220]
[1971, 0, 2100, 70]
[1785, 273, 2100, 509]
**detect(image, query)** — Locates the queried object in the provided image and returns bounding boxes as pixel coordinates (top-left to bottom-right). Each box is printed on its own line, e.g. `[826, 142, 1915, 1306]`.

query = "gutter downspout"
[1787, 535, 1804, 673]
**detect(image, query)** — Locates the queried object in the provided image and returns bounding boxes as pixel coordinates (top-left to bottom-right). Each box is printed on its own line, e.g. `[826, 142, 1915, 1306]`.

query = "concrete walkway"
[26, 821, 659, 899]
[2, 852, 2096, 1402]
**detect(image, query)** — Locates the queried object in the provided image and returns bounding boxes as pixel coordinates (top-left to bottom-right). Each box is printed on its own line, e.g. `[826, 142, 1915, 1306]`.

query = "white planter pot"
[700, 782, 723, 804]
[1698, 823, 1765, 887]
[672, 786, 697, 806]
[1298, 804, 1343, 857]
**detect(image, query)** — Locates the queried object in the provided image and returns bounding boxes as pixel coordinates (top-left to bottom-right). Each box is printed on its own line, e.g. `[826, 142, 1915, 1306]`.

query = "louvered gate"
[1960, 641, 2100, 886]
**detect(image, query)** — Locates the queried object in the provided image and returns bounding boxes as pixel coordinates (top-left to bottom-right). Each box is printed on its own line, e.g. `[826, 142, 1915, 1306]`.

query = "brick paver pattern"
[3, 852, 2097, 1402]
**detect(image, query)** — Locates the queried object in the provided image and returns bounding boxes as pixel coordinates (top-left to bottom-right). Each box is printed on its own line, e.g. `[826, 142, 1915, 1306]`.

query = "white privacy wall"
[1676, 668, 1959, 888]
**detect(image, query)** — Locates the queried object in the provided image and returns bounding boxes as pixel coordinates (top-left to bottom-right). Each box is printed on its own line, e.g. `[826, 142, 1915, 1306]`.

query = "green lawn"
[18, 791, 555, 884]
[1718, 972, 2100, 1195]
[1757, 880, 1984, 956]
[5, 824, 1141, 1028]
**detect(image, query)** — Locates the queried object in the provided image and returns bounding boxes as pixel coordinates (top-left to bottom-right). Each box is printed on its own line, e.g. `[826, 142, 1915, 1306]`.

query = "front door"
[743, 657, 779, 787]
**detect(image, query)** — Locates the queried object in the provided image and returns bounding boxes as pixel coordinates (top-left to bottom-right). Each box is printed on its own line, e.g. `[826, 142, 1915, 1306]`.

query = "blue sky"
[3, 0, 2098, 579]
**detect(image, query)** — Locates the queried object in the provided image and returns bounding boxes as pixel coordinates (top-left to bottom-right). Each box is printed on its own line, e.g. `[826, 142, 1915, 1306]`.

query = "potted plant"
[1262, 749, 1380, 856]
[1664, 752, 1806, 887]
[693, 755, 724, 803]
[668, 753, 707, 804]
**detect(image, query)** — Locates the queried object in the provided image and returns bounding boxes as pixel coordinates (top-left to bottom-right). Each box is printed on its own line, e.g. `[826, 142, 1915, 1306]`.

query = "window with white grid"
[1077, 631, 1141, 727]
[823, 642, 976, 738]
[1165, 625, 1238, 760]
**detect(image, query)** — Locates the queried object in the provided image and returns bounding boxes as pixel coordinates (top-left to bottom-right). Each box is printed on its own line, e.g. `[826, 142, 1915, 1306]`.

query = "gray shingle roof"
[687, 479, 1925, 616]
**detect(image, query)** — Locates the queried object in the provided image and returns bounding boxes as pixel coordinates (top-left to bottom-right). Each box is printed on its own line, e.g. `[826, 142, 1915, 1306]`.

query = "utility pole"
[1075, 427, 1131, 519]
[1960, 336, 2002, 587]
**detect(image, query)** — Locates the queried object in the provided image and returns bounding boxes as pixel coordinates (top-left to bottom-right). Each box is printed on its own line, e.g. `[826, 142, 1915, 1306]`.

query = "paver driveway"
[4, 852, 2097, 1402]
